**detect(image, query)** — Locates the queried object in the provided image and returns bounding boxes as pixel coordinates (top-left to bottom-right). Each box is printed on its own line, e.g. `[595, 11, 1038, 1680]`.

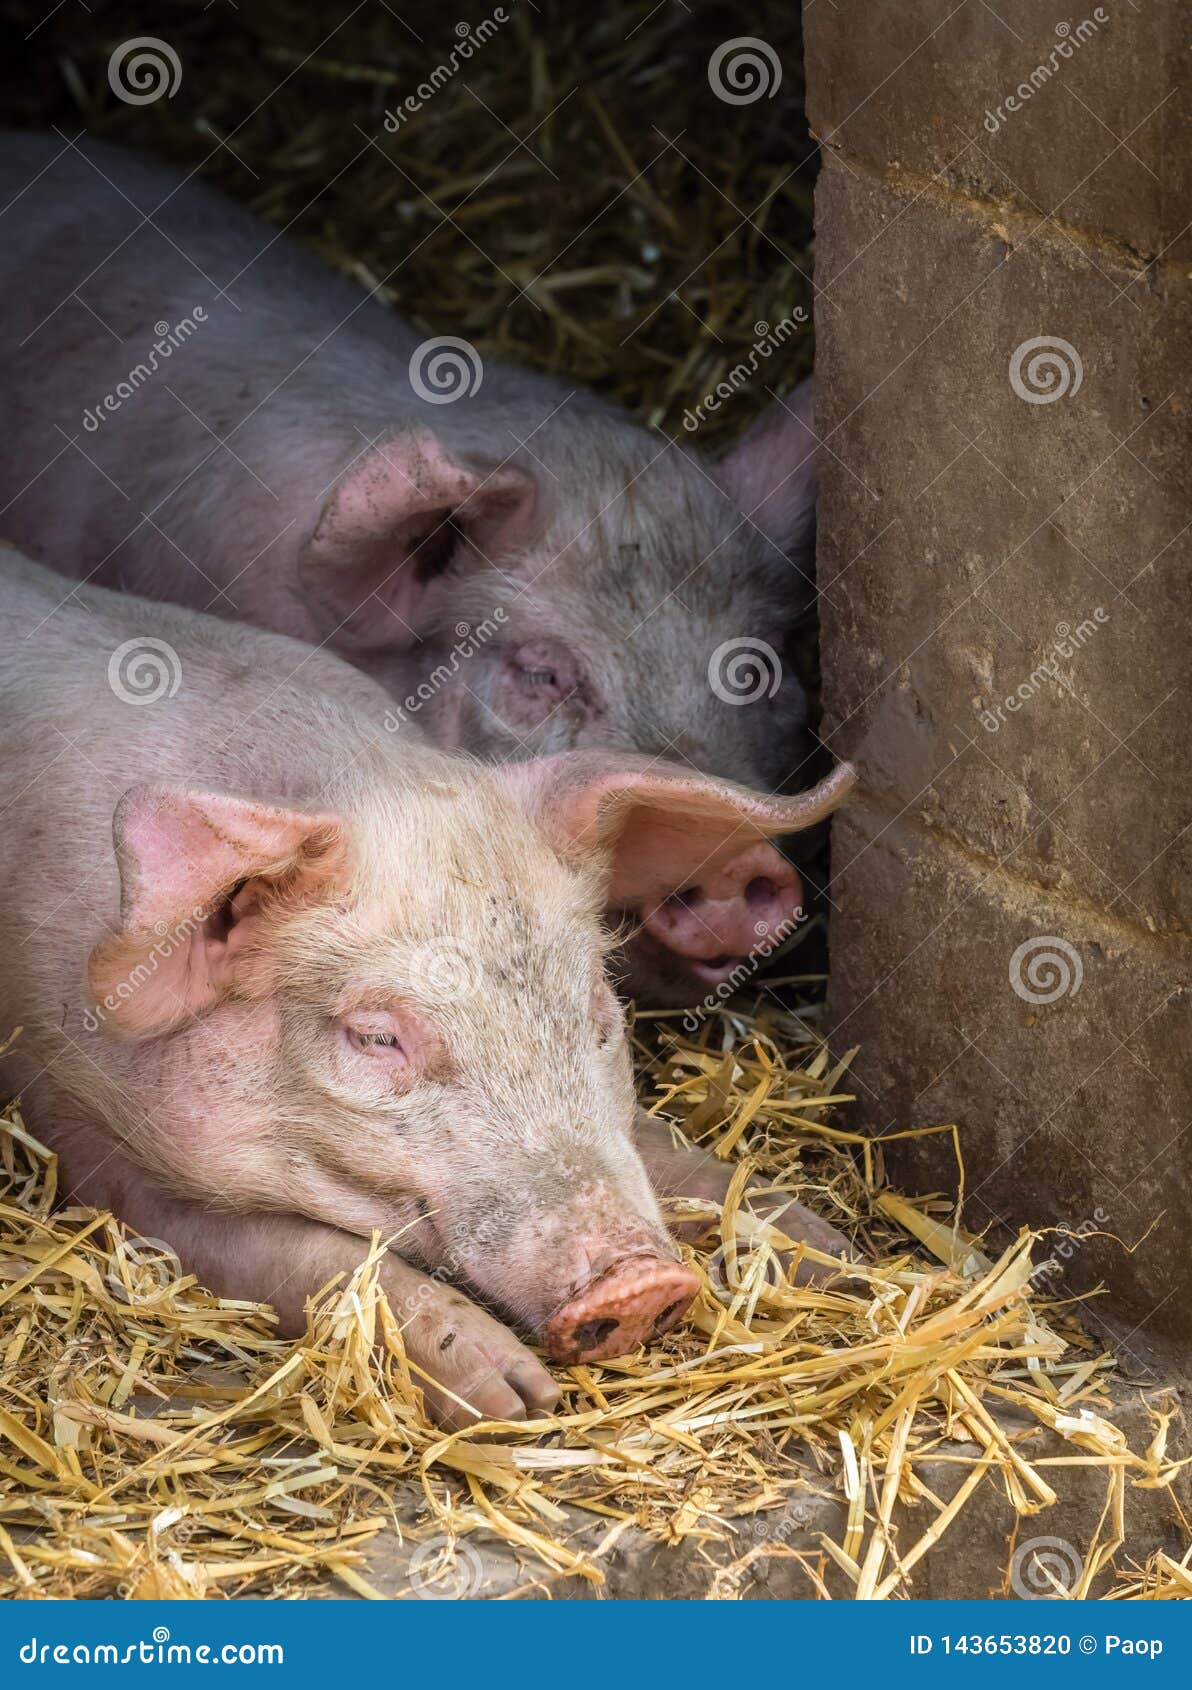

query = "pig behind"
[0, 132, 819, 1002]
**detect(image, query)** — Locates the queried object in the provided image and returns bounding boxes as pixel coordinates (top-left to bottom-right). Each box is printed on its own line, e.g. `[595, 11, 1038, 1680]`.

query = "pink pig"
[0, 548, 852, 1426]
[0, 133, 820, 1006]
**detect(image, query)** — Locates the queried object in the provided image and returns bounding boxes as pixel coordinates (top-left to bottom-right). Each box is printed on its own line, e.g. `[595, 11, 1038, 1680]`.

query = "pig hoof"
[412, 1306, 561, 1430]
[545, 1256, 700, 1365]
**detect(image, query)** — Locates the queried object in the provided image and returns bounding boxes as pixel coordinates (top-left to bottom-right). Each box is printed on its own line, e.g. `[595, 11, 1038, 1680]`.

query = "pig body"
[0, 547, 853, 1425]
[0, 133, 819, 1003]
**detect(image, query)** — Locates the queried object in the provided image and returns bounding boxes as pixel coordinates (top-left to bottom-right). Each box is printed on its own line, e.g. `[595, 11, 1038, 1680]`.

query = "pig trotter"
[405, 1287, 561, 1430]
[634, 1109, 858, 1282]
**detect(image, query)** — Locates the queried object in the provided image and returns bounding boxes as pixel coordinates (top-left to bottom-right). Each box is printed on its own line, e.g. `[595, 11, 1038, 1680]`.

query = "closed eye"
[347, 1027, 404, 1052]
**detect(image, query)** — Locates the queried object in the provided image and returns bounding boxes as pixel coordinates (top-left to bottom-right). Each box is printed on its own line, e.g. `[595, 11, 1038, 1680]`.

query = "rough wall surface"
[803, 1, 1191, 1365]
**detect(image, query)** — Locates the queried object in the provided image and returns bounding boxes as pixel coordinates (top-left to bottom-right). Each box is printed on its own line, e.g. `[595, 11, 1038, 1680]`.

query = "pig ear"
[87, 786, 343, 1038]
[505, 752, 855, 908]
[713, 378, 817, 555]
[301, 429, 538, 650]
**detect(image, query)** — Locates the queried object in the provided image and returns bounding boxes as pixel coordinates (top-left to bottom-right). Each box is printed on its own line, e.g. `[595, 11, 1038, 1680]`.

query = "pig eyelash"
[347, 1028, 403, 1052]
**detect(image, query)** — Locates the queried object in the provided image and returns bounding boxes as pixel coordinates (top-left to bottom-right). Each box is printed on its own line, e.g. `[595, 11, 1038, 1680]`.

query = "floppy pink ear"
[503, 751, 855, 908]
[714, 377, 816, 554]
[301, 428, 538, 649]
[87, 786, 343, 1038]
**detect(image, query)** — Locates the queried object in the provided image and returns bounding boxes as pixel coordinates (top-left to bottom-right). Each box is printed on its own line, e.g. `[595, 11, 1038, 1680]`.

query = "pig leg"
[633, 1109, 856, 1277]
[56, 1136, 559, 1429]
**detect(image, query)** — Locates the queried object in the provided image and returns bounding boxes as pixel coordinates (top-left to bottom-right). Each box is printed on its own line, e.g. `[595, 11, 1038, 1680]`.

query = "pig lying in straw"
[0, 548, 853, 1426]
[0, 132, 819, 1006]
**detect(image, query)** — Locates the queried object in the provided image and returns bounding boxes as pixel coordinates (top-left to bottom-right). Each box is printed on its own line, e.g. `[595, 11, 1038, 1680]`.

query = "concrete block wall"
[803, 1, 1191, 1366]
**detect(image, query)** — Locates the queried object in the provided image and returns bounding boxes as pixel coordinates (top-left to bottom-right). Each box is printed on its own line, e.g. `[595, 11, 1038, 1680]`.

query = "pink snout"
[545, 1256, 700, 1364]
[640, 843, 804, 982]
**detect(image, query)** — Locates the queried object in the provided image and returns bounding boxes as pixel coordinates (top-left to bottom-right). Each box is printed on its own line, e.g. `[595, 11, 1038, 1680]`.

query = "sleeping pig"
[0, 132, 819, 1006]
[0, 546, 851, 1427]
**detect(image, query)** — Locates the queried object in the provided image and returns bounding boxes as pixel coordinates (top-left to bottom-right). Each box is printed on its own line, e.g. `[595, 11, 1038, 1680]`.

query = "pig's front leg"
[58, 1143, 559, 1430]
[633, 1109, 856, 1276]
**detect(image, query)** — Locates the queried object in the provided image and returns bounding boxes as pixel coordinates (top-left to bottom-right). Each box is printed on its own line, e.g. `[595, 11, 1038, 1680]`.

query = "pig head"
[68, 753, 849, 1368]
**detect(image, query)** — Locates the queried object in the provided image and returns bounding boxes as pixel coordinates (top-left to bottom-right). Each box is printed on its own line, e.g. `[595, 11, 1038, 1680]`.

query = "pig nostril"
[665, 886, 702, 910]
[655, 1300, 684, 1329]
[572, 1317, 619, 1350]
[744, 876, 780, 907]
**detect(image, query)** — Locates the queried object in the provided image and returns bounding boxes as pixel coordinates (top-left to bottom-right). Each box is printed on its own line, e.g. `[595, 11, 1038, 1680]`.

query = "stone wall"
[803, 0, 1191, 1368]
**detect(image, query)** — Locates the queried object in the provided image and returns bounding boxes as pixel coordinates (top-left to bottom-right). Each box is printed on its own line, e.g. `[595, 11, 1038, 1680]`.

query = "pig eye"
[507, 640, 580, 707]
[342, 1019, 408, 1062]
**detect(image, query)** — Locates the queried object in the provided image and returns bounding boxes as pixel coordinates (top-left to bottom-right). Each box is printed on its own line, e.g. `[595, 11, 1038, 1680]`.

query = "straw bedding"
[1, 1007, 1186, 1601]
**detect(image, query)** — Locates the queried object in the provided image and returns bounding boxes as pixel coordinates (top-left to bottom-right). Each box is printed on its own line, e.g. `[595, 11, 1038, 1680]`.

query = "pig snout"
[640, 842, 804, 982]
[545, 1255, 700, 1364]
